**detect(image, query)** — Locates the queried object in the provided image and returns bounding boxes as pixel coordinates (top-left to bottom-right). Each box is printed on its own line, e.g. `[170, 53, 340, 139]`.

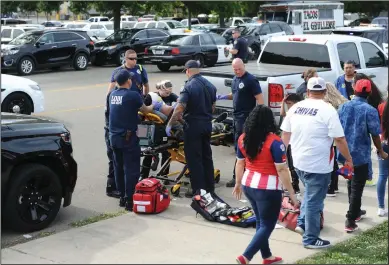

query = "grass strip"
[70, 210, 127, 228]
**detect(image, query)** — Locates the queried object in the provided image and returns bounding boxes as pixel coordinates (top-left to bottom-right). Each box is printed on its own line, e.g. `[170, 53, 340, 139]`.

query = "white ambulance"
[259, 1, 344, 35]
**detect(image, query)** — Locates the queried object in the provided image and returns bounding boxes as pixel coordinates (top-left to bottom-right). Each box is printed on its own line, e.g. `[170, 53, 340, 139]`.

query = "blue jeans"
[295, 169, 331, 246]
[242, 186, 282, 260]
[232, 116, 247, 179]
[377, 143, 389, 209]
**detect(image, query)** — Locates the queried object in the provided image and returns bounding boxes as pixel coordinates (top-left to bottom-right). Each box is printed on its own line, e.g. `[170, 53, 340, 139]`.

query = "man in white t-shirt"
[281, 77, 353, 249]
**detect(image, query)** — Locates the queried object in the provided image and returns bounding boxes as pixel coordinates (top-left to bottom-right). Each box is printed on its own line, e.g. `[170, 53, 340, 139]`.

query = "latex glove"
[216, 94, 229, 100]
[153, 101, 163, 111]
[165, 125, 172, 136]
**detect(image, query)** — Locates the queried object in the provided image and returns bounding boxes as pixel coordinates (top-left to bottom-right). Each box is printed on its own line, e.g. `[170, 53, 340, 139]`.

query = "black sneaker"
[356, 210, 367, 222]
[327, 190, 336, 197]
[119, 197, 126, 207]
[305, 238, 331, 249]
[185, 188, 194, 198]
[125, 200, 133, 212]
[345, 219, 358, 233]
[107, 189, 122, 199]
[226, 178, 235, 187]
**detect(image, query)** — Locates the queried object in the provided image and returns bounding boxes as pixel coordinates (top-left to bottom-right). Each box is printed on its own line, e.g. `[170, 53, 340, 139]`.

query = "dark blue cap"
[114, 69, 134, 85]
[184, 60, 200, 70]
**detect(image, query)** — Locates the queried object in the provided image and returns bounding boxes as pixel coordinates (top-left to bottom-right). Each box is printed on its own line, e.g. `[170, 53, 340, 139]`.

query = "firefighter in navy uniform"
[225, 28, 249, 63]
[215, 58, 264, 188]
[109, 69, 155, 211]
[166, 60, 217, 198]
[105, 49, 149, 195]
[108, 49, 149, 96]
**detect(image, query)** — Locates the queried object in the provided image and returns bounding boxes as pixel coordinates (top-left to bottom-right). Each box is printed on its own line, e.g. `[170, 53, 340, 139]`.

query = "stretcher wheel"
[215, 173, 221, 184]
[171, 185, 181, 197]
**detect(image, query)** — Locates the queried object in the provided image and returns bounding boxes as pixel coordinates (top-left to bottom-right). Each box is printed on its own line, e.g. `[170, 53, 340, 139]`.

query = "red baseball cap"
[354, 79, 372, 93]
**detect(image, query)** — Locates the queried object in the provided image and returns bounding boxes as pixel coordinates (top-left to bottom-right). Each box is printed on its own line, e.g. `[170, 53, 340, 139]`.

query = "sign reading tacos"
[302, 9, 335, 31]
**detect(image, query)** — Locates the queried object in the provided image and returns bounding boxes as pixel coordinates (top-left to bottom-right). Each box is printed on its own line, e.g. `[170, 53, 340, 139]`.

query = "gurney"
[137, 111, 232, 197]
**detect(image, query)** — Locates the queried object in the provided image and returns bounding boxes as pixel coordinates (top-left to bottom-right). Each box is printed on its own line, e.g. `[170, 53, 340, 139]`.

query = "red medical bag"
[133, 178, 170, 214]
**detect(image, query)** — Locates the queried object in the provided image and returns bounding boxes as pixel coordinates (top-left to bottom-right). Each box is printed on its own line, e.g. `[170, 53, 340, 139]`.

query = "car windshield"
[8, 32, 40, 45]
[243, 18, 253, 23]
[241, 26, 256, 35]
[166, 21, 185, 29]
[106, 30, 133, 41]
[165, 35, 193, 45]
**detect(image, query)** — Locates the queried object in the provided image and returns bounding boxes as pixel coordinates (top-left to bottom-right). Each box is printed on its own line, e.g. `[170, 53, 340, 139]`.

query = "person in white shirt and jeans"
[280, 77, 353, 249]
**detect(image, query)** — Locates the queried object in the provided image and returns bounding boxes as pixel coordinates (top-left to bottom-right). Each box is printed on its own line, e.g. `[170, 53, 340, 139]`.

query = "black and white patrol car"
[144, 32, 233, 72]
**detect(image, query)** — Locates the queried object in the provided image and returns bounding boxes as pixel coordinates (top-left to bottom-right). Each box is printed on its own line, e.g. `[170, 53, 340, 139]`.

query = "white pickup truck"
[201, 34, 389, 125]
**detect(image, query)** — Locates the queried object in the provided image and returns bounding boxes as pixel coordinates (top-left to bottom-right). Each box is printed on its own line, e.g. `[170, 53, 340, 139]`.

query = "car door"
[199, 33, 218, 65]
[258, 24, 272, 49]
[130, 30, 149, 55]
[210, 33, 232, 63]
[358, 41, 388, 93]
[147, 29, 169, 46]
[34, 33, 56, 65]
[53, 32, 83, 64]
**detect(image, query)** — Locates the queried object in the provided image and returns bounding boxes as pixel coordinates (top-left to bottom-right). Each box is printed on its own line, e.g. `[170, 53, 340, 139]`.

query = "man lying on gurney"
[146, 90, 228, 137]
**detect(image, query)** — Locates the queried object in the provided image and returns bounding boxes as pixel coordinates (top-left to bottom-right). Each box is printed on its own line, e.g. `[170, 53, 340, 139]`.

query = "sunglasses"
[127, 57, 137, 60]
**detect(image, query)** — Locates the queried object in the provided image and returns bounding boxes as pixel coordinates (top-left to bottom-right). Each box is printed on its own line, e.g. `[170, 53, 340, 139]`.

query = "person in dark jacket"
[296, 68, 318, 98]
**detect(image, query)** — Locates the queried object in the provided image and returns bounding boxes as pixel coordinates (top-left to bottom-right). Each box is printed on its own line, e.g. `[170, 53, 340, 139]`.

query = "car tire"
[1, 92, 34, 115]
[157, 64, 171, 72]
[250, 44, 261, 60]
[116, 50, 126, 66]
[17, 57, 35, 76]
[73, 53, 88, 71]
[194, 54, 205, 68]
[3, 163, 62, 233]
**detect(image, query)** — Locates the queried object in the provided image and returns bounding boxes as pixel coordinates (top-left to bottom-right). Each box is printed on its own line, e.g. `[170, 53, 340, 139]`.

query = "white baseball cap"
[307, 77, 326, 91]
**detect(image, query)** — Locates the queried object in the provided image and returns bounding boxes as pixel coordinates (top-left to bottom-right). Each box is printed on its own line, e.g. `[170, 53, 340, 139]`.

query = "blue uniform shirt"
[109, 88, 143, 144]
[110, 65, 148, 95]
[231, 72, 262, 119]
[179, 74, 217, 122]
[337, 96, 381, 166]
[233, 37, 248, 61]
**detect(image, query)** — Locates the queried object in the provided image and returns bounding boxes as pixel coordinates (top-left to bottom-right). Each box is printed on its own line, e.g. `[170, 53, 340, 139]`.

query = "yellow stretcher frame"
[138, 111, 228, 197]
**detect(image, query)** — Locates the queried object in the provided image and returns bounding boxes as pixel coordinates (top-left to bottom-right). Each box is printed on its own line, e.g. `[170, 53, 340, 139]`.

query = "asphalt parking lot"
[1, 63, 238, 248]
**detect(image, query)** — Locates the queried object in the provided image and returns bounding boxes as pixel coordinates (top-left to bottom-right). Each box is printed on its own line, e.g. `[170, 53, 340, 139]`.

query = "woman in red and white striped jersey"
[233, 105, 299, 265]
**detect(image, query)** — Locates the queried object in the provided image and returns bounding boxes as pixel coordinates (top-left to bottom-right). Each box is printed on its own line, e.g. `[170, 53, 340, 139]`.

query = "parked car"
[92, 28, 170, 66]
[1, 25, 40, 44]
[62, 21, 89, 29]
[144, 32, 233, 71]
[348, 17, 371, 27]
[1, 29, 94, 75]
[181, 18, 200, 26]
[155, 20, 187, 35]
[1, 74, 44, 115]
[1, 112, 78, 232]
[332, 26, 388, 55]
[82, 22, 114, 39]
[41, 21, 63, 27]
[371, 17, 388, 28]
[109, 15, 138, 22]
[188, 24, 219, 33]
[88, 16, 109, 23]
[201, 34, 388, 126]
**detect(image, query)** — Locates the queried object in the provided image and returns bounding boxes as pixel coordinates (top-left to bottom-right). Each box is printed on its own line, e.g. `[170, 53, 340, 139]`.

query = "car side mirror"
[35, 41, 44, 47]
[255, 32, 259, 36]
[131, 38, 139, 43]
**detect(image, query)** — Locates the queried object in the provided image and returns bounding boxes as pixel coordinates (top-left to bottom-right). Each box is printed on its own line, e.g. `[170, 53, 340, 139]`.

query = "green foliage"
[19, 1, 40, 14]
[69, 1, 91, 15]
[343, 1, 388, 17]
[1, 1, 20, 14]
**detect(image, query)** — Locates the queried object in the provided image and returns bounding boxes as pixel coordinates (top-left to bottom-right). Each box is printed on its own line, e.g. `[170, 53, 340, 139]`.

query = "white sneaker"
[377, 208, 388, 217]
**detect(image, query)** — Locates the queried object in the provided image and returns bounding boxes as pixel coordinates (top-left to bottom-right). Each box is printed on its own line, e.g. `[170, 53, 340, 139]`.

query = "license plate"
[154, 50, 164, 55]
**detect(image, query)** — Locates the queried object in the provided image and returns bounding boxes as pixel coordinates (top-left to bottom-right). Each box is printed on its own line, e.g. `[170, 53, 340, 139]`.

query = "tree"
[343, 1, 387, 17]
[38, 1, 62, 20]
[93, 1, 124, 30]
[69, 1, 91, 17]
[18, 1, 40, 18]
[1, 1, 20, 15]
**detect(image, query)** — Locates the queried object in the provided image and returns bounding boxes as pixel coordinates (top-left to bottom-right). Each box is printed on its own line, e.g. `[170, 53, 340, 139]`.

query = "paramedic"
[233, 105, 299, 265]
[166, 60, 217, 198]
[225, 28, 249, 63]
[108, 49, 149, 96]
[109, 69, 155, 211]
[141, 80, 179, 179]
[216, 58, 264, 188]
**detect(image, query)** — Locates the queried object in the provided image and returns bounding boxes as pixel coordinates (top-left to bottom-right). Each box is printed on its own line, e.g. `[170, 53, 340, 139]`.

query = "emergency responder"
[141, 80, 179, 180]
[166, 60, 217, 198]
[109, 69, 155, 211]
[216, 58, 264, 188]
[108, 49, 149, 96]
[225, 28, 249, 63]
[105, 49, 149, 195]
